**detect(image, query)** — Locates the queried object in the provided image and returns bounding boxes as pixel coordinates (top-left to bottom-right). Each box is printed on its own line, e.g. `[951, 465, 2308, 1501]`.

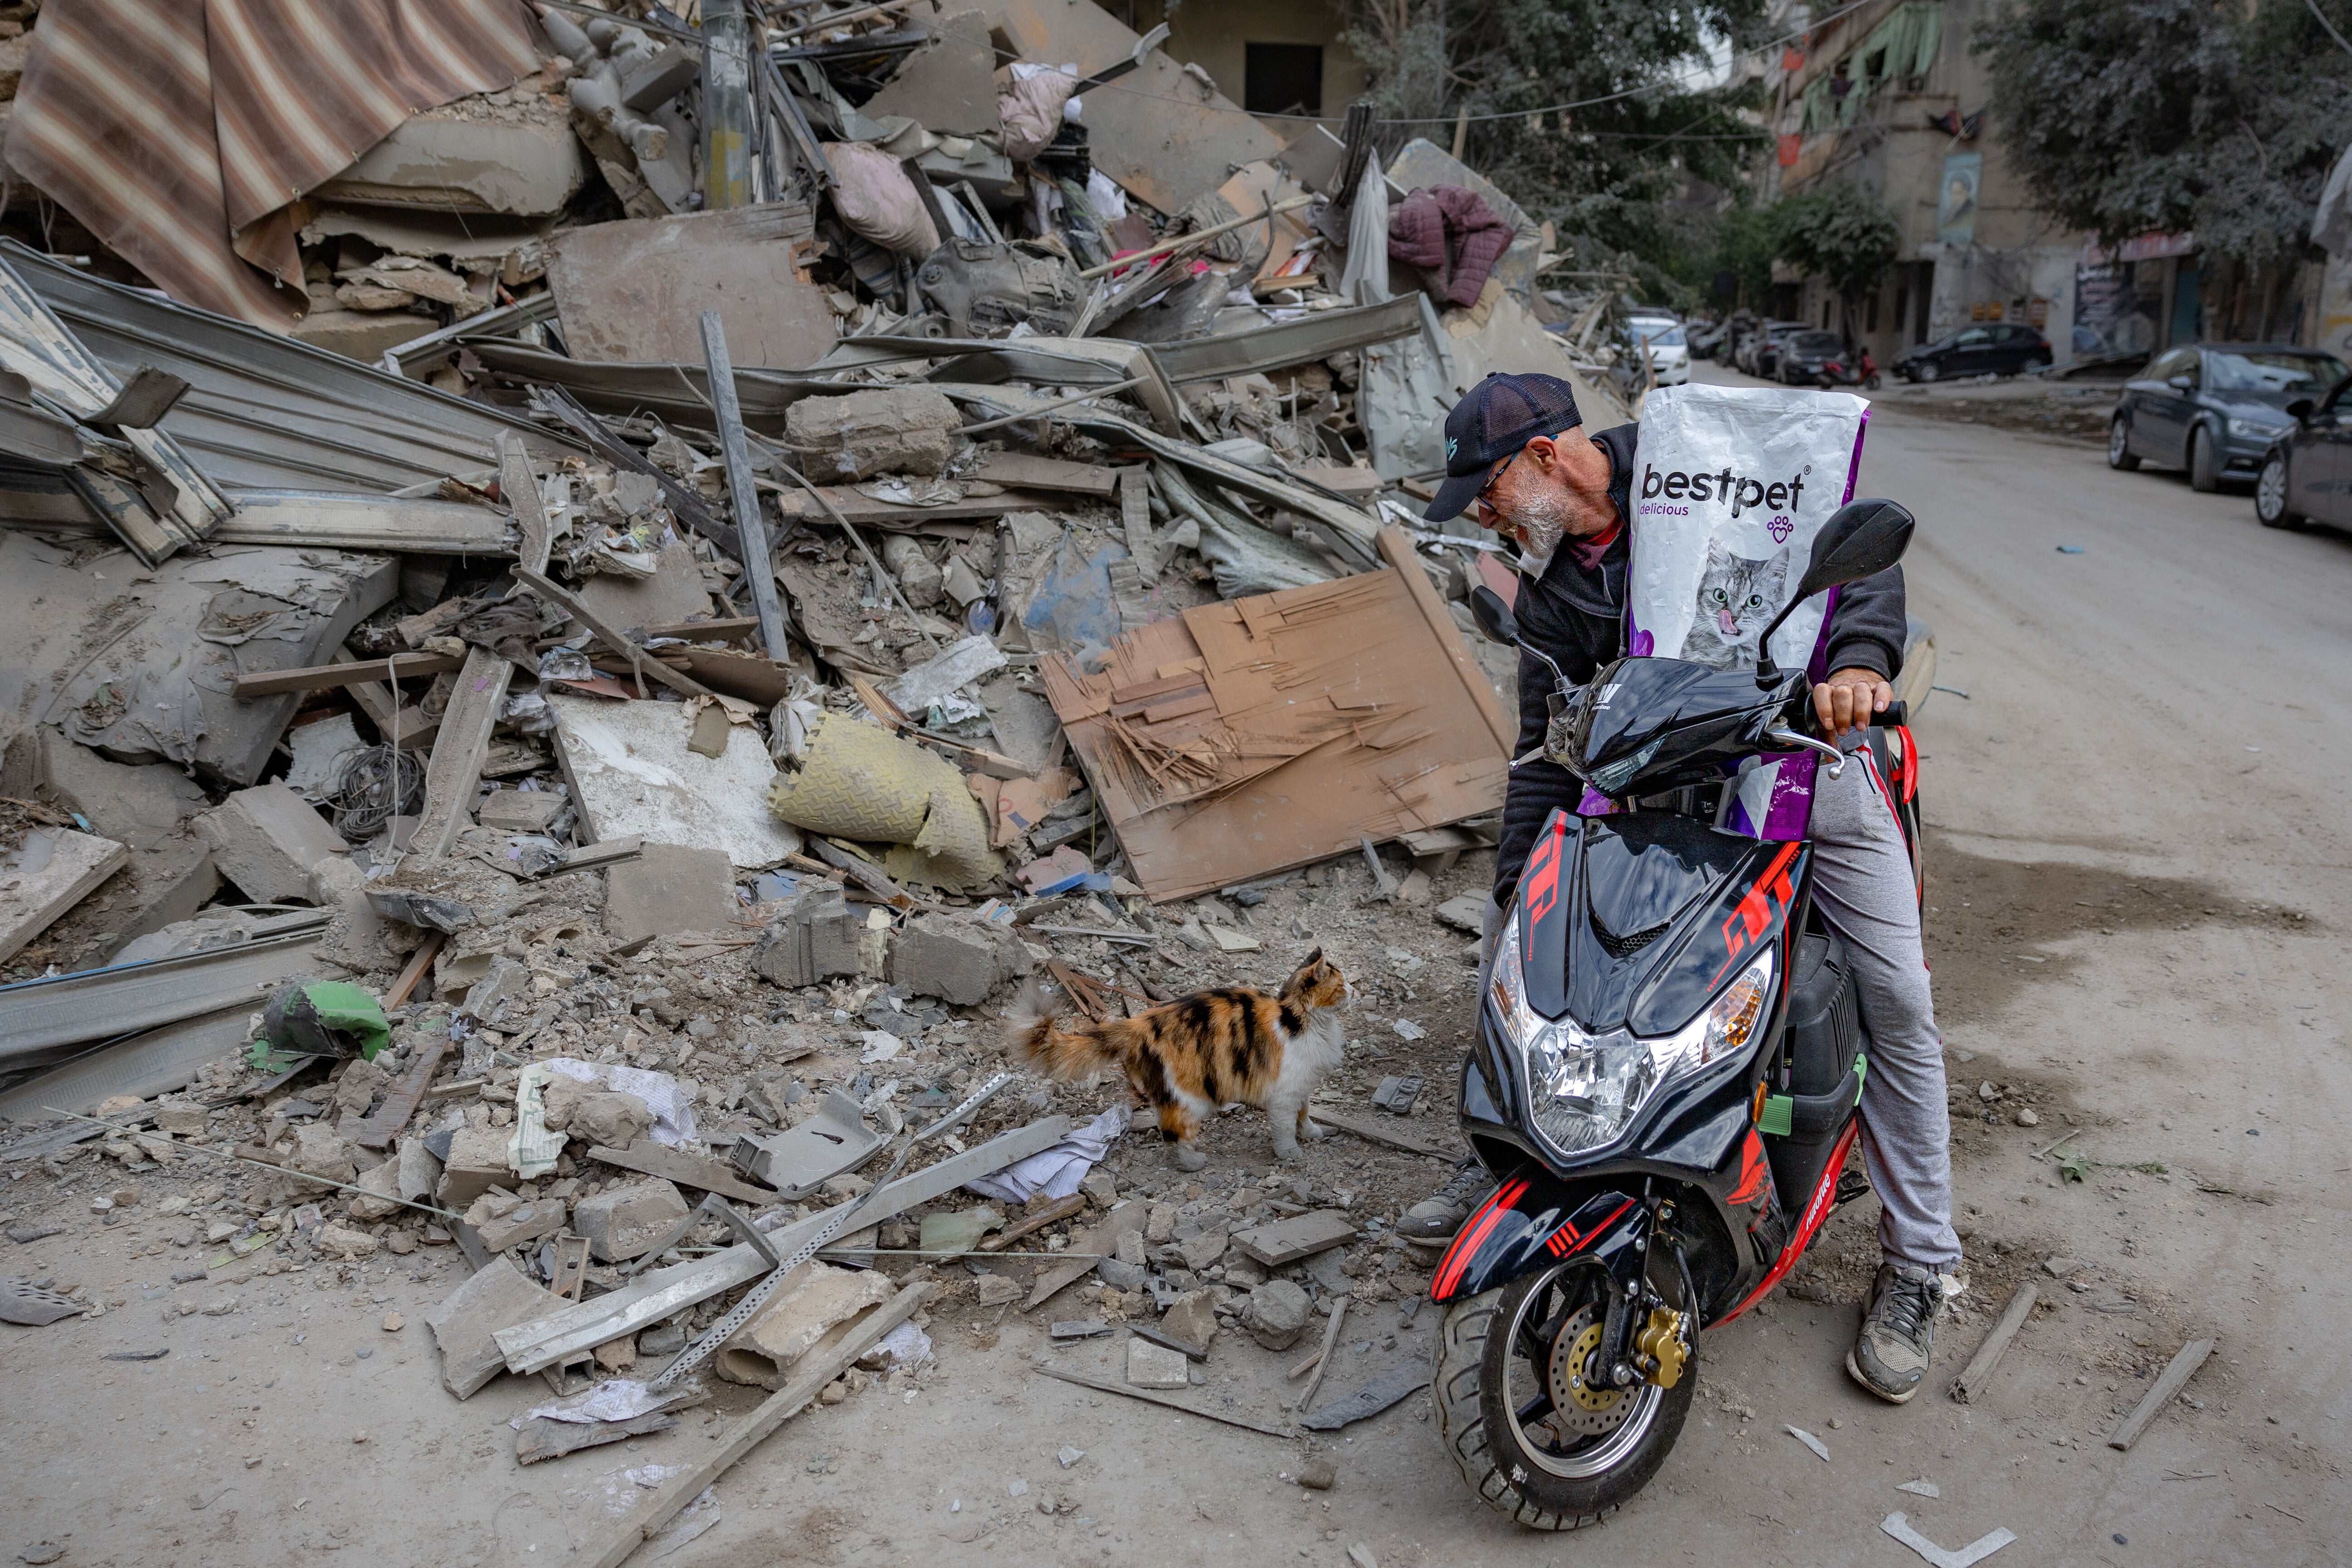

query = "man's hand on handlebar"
[1812, 666, 1893, 740]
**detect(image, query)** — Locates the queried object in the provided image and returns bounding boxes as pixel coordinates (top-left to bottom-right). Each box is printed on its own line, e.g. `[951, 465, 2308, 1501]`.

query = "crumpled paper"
[963, 1104, 1127, 1203]
[513, 1378, 670, 1428]
[512, 1057, 699, 1179]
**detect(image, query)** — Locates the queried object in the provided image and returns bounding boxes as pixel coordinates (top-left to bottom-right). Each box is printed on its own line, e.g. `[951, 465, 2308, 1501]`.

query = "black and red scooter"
[1428, 499, 1923, 1529]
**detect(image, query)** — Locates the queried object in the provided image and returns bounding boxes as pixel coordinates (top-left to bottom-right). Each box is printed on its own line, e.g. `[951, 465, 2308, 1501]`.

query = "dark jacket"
[1492, 422, 1907, 906]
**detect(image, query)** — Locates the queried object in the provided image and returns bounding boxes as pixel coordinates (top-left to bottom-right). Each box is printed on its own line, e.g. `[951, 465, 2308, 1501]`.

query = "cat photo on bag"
[1678, 537, 1792, 669]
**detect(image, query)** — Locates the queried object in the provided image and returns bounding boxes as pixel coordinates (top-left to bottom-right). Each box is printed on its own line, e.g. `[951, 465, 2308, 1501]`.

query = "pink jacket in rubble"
[1386, 185, 1513, 309]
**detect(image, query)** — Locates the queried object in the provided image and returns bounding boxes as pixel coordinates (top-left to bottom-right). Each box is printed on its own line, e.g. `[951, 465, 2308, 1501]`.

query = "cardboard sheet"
[1041, 528, 1509, 901]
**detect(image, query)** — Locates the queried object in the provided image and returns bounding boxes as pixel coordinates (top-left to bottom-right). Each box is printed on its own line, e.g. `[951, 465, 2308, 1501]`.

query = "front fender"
[1428, 1173, 1645, 1305]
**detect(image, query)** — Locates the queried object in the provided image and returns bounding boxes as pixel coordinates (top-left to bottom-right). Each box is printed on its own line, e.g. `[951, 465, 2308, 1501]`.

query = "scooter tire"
[1432, 1269, 1696, 1531]
[1863, 373, 1881, 390]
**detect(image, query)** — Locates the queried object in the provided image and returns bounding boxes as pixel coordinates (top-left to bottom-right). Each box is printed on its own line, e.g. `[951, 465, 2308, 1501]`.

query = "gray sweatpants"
[1478, 744, 1960, 1273]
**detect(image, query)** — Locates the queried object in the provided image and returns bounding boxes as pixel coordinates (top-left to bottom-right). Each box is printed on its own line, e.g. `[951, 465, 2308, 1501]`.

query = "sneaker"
[1845, 1263, 1948, 1404]
[1394, 1160, 1494, 1244]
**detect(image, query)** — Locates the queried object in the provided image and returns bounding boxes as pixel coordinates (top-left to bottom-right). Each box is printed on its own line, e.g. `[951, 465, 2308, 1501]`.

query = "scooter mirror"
[1794, 498, 1914, 600]
[1753, 498, 1915, 686]
[1469, 584, 1520, 646]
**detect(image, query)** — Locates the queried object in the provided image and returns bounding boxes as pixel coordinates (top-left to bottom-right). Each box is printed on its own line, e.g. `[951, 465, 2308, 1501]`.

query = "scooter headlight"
[1489, 920, 1775, 1158]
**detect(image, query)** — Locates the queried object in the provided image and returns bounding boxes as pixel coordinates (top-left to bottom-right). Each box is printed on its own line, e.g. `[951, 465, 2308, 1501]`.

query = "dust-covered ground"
[3, 370, 2346, 1567]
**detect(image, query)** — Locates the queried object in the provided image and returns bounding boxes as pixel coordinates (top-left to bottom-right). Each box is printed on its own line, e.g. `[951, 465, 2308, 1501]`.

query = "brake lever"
[1763, 726, 1847, 779]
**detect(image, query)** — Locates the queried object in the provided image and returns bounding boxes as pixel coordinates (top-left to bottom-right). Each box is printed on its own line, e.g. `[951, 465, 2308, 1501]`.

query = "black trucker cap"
[1422, 371, 1584, 522]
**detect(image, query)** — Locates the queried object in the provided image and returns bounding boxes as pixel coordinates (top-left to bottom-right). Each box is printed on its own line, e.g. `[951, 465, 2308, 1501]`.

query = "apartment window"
[1244, 43, 1323, 117]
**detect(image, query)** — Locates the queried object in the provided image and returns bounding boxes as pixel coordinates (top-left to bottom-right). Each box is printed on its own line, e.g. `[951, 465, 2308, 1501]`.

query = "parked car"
[1738, 321, 1807, 378]
[1632, 321, 1691, 386]
[2254, 371, 2352, 530]
[1893, 322, 2052, 382]
[2111, 343, 2351, 493]
[1776, 330, 1847, 385]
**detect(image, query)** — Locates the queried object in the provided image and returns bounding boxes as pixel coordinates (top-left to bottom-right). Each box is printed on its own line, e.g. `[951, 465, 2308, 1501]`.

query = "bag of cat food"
[1624, 384, 1870, 674]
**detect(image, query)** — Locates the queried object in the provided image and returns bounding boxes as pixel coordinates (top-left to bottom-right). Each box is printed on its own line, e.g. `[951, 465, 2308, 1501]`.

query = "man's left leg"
[1806, 745, 1961, 1403]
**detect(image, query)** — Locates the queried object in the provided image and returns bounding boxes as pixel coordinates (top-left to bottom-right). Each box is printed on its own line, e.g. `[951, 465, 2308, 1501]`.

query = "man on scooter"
[1400, 372, 1962, 1403]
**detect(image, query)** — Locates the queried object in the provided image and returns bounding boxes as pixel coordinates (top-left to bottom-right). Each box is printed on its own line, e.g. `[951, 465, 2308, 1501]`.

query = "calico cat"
[1677, 538, 1790, 669]
[1006, 949, 1350, 1171]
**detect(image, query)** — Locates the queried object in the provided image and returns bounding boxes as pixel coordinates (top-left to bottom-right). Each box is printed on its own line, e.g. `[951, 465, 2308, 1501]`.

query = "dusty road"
[3, 364, 2344, 1568]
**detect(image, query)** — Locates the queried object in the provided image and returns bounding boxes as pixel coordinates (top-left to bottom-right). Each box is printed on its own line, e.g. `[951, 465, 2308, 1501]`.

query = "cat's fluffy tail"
[1004, 977, 1119, 1079]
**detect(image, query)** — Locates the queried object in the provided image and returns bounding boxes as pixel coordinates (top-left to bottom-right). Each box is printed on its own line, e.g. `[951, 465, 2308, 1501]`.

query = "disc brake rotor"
[1543, 1304, 1633, 1437]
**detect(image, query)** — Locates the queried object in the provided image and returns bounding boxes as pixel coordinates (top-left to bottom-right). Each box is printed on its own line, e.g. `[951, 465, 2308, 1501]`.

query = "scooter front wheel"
[1431, 1260, 1695, 1530]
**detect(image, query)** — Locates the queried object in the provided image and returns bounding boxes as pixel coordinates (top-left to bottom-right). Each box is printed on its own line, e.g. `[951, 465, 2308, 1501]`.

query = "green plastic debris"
[260, 979, 390, 1061]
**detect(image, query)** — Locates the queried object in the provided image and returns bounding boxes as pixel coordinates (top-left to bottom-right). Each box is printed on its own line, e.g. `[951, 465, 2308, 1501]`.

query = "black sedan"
[1893, 322, 2051, 382]
[2110, 343, 2351, 493]
[1777, 330, 1847, 384]
[2253, 370, 2352, 530]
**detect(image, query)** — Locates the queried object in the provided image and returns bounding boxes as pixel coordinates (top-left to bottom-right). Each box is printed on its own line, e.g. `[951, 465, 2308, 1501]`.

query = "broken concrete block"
[782, 385, 962, 481]
[974, 1273, 1024, 1307]
[880, 533, 944, 609]
[1160, 1288, 1218, 1354]
[314, 1223, 380, 1259]
[290, 1123, 358, 1187]
[887, 911, 1034, 1006]
[714, 1260, 894, 1388]
[317, 108, 588, 215]
[540, 1077, 654, 1151]
[152, 1099, 210, 1138]
[426, 1258, 565, 1398]
[1126, 1335, 1191, 1389]
[573, 1178, 689, 1262]
[191, 783, 345, 904]
[346, 1158, 404, 1222]
[1244, 1278, 1312, 1350]
[331, 1056, 390, 1118]
[603, 842, 739, 950]
[0, 826, 129, 965]
[749, 884, 862, 988]
[1176, 1228, 1229, 1273]
[474, 1197, 568, 1253]
[474, 789, 567, 833]
[434, 1125, 516, 1208]
[285, 712, 363, 799]
[1233, 1210, 1357, 1267]
[395, 1136, 443, 1203]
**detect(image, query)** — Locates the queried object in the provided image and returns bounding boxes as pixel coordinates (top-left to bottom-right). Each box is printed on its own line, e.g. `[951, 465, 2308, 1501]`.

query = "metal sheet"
[0, 921, 328, 1074]
[0, 1007, 255, 1123]
[1, 241, 581, 494]
[1149, 295, 1424, 385]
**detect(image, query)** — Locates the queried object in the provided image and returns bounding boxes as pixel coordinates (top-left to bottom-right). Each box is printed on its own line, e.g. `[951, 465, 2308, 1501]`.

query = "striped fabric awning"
[10, 0, 540, 329]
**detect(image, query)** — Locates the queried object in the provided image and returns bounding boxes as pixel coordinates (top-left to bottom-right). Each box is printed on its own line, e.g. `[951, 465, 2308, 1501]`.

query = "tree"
[1770, 182, 1902, 333]
[1973, 0, 2352, 267]
[1336, 0, 1773, 285]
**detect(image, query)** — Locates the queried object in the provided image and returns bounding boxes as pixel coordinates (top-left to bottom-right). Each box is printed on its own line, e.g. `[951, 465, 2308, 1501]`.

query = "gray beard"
[1506, 488, 1576, 563]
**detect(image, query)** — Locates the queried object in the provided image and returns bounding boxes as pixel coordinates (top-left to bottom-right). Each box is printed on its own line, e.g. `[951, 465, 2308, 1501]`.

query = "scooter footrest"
[1833, 1170, 1872, 1206]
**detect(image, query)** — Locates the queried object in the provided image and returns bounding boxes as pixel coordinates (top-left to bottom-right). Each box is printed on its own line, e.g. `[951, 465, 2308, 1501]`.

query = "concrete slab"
[191, 784, 345, 904]
[424, 1258, 565, 1399]
[549, 693, 801, 870]
[605, 842, 741, 949]
[317, 110, 587, 216]
[547, 205, 834, 371]
[860, 10, 999, 136]
[0, 826, 129, 964]
[572, 540, 714, 635]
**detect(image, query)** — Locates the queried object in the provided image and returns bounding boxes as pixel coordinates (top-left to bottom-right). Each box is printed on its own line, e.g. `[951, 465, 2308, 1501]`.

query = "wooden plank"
[976, 1193, 1085, 1252]
[584, 1142, 783, 1207]
[230, 651, 464, 700]
[1119, 467, 1156, 581]
[1026, 1201, 1142, 1311]
[1293, 1290, 1349, 1413]
[974, 449, 1120, 497]
[1310, 1106, 1460, 1160]
[331, 645, 438, 752]
[1948, 1282, 2037, 1404]
[1033, 1362, 1293, 1439]
[516, 568, 716, 702]
[1375, 524, 1515, 754]
[353, 1030, 450, 1151]
[641, 617, 761, 643]
[1232, 1209, 1356, 1267]
[515, 1409, 678, 1465]
[2107, 1338, 2216, 1451]
[584, 1283, 932, 1568]
[414, 647, 514, 858]
[0, 827, 127, 965]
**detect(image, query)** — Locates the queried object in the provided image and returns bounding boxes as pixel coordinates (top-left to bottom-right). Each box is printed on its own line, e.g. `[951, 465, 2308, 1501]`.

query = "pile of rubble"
[0, 0, 1619, 1546]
